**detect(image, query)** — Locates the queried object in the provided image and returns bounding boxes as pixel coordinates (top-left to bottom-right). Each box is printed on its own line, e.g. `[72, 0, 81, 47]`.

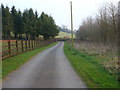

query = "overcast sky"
[1, 0, 119, 30]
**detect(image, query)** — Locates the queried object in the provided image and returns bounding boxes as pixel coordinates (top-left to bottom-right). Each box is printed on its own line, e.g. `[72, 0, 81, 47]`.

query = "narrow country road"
[3, 42, 87, 88]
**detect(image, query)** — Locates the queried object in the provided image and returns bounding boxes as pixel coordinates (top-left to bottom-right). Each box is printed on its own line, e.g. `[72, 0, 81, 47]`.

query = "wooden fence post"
[16, 40, 18, 54]
[32, 40, 33, 50]
[35, 41, 36, 48]
[21, 40, 24, 52]
[36, 41, 38, 48]
[8, 40, 11, 56]
[30, 40, 31, 50]
[38, 41, 40, 48]
[34, 40, 36, 48]
[28, 40, 30, 50]
[33, 40, 34, 49]
[25, 40, 27, 51]
[36, 40, 37, 48]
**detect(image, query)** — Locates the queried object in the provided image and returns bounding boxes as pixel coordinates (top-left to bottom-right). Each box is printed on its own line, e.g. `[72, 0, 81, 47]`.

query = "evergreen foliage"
[1, 4, 59, 40]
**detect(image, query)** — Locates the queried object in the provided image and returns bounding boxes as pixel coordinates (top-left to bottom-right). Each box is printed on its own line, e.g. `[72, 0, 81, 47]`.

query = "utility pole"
[118, 1, 120, 46]
[118, 1, 120, 30]
[118, 1, 120, 82]
[70, 1, 74, 47]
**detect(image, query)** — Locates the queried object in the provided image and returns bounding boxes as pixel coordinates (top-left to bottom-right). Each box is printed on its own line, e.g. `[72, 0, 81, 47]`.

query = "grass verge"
[2, 42, 58, 78]
[64, 42, 118, 88]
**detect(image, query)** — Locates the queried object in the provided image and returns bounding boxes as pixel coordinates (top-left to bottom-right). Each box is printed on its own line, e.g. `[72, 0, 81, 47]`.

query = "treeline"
[76, 3, 118, 47]
[1, 4, 59, 40]
[59, 25, 71, 33]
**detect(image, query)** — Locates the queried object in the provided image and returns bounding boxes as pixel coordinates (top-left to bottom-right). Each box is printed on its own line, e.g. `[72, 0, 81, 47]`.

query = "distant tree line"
[1, 4, 59, 40]
[76, 2, 118, 47]
[59, 25, 71, 33]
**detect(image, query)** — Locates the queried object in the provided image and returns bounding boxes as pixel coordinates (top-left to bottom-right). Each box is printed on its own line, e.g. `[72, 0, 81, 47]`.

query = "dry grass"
[64, 42, 118, 88]
[74, 41, 118, 80]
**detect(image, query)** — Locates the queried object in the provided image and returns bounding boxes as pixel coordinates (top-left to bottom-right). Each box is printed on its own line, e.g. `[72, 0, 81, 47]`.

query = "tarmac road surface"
[3, 42, 87, 88]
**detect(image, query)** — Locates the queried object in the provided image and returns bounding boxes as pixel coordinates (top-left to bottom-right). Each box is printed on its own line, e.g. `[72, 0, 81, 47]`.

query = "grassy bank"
[64, 42, 118, 88]
[2, 42, 58, 78]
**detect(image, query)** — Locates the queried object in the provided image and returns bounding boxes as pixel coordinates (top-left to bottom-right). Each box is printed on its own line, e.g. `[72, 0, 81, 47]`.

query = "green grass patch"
[64, 42, 118, 88]
[2, 42, 58, 78]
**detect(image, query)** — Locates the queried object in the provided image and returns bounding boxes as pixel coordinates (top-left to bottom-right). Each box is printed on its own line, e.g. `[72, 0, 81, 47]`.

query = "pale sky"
[1, 0, 119, 30]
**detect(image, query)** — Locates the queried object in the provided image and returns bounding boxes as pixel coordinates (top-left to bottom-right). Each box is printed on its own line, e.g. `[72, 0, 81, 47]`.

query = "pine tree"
[40, 12, 59, 40]
[2, 6, 13, 39]
[22, 9, 29, 40]
[17, 10, 23, 39]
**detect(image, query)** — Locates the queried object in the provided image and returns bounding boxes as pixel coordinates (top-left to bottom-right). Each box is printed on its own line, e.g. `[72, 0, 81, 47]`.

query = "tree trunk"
[19, 34, 22, 40]
[26, 35, 29, 40]
[43, 36, 49, 40]
[14, 33, 17, 39]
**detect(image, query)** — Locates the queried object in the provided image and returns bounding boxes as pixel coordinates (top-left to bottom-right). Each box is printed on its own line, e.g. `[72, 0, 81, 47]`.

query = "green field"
[64, 42, 118, 88]
[56, 31, 75, 38]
